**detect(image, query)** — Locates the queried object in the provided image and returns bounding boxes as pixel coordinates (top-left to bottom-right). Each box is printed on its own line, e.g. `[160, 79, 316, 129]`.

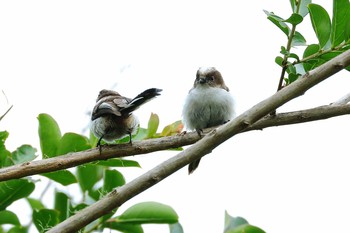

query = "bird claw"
[178, 131, 187, 136]
[195, 129, 203, 137]
[128, 133, 133, 144]
[96, 136, 104, 155]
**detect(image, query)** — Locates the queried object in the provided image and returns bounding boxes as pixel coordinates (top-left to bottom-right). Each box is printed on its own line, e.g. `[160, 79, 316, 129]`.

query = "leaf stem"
[293, 42, 347, 65]
[276, 0, 302, 92]
[276, 23, 298, 92]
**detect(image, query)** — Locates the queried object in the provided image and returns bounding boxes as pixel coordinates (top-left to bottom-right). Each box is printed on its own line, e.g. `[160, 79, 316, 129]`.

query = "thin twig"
[0, 105, 13, 121]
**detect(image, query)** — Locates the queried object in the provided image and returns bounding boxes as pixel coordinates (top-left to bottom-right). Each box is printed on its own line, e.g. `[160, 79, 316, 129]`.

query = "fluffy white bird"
[182, 67, 235, 174]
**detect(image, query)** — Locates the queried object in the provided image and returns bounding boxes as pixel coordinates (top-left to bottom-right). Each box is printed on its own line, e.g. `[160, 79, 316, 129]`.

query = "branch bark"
[45, 50, 350, 233]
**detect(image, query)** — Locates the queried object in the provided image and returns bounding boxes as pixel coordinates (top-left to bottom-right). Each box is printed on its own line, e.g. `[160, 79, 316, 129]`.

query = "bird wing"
[91, 94, 132, 120]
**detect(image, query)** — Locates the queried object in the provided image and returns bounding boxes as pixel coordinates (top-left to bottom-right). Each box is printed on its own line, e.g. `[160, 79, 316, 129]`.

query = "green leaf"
[303, 59, 324, 72]
[303, 44, 322, 72]
[284, 13, 303, 25]
[224, 211, 265, 233]
[0, 148, 12, 167]
[292, 31, 307, 46]
[38, 113, 62, 158]
[57, 133, 91, 156]
[289, 53, 300, 61]
[96, 158, 141, 168]
[89, 130, 99, 147]
[264, 10, 290, 36]
[69, 203, 88, 216]
[169, 223, 184, 233]
[345, 13, 350, 41]
[26, 198, 45, 210]
[0, 131, 13, 168]
[8, 226, 28, 233]
[0, 131, 9, 144]
[290, 0, 311, 17]
[0, 179, 35, 210]
[303, 44, 321, 58]
[116, 202, 178, 224]
[224, 212, 248, 230]
[225, 225, 266, 233]
[0, 210, 20, 225]
[104, 222, 144, 233]
[12, 145, 37, 164]
[331, 0, 350, 47]
[41, 170, 77, 186]
[77, 164, 103, 192]
[308, 4, 332, 48]
[287, 73, 300, 84]
[280, 46, 288, 55]
[263, 11, 306, 46]
[103, 169, 125, 193]
[0, 131, 9, 147]
[320, 51, 343, 60]
[295, 63, 306, 75]
[54, 191, 70, 222]
[275, 56, 284, 66]
[286, 64, 297, 75]
[160, 120, 183, 137]
[146, 113, 159, 138]
[132, 127, 148, 141]
[33, 209, 59, 233]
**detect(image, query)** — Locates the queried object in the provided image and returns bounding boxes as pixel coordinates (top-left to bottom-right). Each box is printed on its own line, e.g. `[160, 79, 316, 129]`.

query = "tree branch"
[0, 132, 200, 182]
[246, 103, 350, 131]
[0, 103, 349, 182]
[45, 50, 350, 233]
[331, 92, 350, 105]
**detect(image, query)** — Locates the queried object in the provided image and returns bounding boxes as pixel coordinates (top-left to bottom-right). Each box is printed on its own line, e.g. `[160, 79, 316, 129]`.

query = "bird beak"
[198, 77, 206, 84]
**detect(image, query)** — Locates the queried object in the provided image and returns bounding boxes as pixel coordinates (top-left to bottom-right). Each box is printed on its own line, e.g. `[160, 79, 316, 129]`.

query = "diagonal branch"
[2, 95, 347, 183]
[1, 103, 350, 182]
[46, 50, 350, 233]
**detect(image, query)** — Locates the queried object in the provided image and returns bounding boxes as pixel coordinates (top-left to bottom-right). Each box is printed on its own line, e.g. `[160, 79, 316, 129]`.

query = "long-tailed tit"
[91, 88, 162, 146]
[182, 67, 235, 174]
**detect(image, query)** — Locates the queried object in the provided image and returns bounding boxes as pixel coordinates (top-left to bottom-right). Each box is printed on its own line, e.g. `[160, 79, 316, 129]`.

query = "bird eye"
[207, 76, 214, 81]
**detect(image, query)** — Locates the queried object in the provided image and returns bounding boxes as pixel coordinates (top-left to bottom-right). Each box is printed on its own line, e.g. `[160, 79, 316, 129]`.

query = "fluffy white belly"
[182, 87, 235, 130]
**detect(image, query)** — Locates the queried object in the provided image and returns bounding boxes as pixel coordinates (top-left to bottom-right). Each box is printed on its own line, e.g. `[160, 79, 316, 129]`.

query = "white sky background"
[1, 0, 350, 233]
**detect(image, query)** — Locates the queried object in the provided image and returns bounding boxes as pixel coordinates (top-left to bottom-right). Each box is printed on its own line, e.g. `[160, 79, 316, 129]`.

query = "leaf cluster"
[265, 0, 350, 87]
[0, 114, 183, 233]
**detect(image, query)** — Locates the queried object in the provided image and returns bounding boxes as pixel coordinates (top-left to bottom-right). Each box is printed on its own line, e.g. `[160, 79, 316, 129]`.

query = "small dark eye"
[207, 76, 214, 81]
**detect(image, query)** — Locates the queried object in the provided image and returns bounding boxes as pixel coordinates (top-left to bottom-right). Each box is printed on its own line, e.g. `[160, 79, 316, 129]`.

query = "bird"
[90, 88, 162, 147]
[182, 67, 235, 174]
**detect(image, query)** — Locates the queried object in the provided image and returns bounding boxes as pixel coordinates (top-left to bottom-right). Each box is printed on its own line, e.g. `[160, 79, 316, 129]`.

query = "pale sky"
[1, 1, 350, 233]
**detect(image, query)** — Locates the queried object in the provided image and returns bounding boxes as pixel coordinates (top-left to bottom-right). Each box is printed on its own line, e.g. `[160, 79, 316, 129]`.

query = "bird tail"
[188, 158, 201, 174]
[121, 88, 162, 114]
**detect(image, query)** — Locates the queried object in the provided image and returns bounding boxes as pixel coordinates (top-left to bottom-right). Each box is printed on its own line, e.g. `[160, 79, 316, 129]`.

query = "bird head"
[194, 67, 229, 91]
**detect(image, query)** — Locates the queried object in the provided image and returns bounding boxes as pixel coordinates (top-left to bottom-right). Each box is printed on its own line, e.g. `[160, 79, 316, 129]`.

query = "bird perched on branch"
[182, 67, 235, 174]
[91, 88, 162, 146]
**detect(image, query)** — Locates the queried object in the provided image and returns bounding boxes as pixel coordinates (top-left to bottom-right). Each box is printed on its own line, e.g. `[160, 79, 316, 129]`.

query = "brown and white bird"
[182, 67, 235, 174]
[91, 88, 162, 146]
